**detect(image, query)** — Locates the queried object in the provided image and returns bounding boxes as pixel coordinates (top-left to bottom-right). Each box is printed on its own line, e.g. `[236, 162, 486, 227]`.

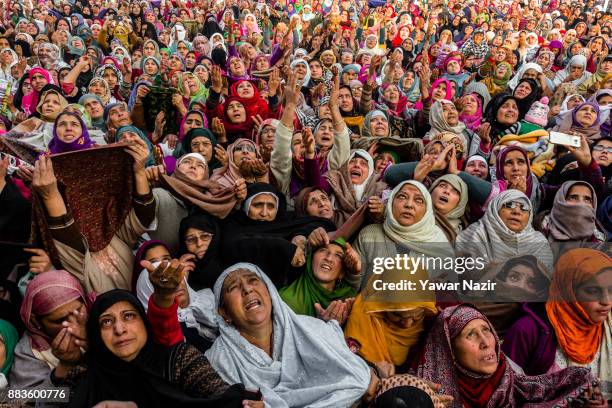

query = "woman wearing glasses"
[456, 189, 554, 271]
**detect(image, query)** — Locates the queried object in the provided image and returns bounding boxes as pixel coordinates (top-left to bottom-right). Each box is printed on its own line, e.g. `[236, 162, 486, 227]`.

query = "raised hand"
[211, 117, 227, 143]
[124, 137, 150, 173]
[303, 127, 315, 159]
[141, 259, 185, 308]
[566, 134, 592, 167]
[145, 164, 166, 183]
[211, 65, 223, 93]
[32, 157, 59, 200]
[308, 227, 330, 247]
[25, 248, 53, 274]
[214, 143, 228, 168]
[234, 177, 247, 200]
[267, 68, 281, 96]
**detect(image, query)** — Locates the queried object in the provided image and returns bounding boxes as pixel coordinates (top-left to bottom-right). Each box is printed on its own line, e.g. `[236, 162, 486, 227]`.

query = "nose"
[113, 320, 127, 335]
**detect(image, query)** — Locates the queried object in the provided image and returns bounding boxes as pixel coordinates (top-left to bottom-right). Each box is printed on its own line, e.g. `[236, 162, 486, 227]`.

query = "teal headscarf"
[0, 319, 18, 375]
[115, 125, 155, 166]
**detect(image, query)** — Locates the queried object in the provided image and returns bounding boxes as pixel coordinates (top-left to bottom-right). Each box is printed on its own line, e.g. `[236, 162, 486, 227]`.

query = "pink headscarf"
[20, 270, 95, 351]
[458, 92, 483, 131]
[21, 67, 54, 115]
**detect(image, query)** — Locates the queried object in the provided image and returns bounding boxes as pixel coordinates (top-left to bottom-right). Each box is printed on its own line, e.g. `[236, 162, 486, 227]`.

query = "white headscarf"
[383, 180, 454, 257]
[348, 149, 374, 202]
[553, 55, 592, 87]
[507, 62, 543, 90]
[289, 58, 311, 87]
[136, 268, 218, 341]
[456, 189, 554, 271]
[205, 263, 371, 408]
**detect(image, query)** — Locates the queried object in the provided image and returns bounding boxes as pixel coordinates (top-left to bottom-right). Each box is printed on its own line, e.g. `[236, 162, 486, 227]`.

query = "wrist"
[153, 292, 175, 309]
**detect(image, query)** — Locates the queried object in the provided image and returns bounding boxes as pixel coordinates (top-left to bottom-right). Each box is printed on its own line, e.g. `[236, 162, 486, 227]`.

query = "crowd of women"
[0, 0, 611, 406]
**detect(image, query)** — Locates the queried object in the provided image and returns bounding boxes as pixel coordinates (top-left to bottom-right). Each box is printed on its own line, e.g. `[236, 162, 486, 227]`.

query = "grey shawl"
[456, 190, 554, 272]
[205, 263, 371, 408]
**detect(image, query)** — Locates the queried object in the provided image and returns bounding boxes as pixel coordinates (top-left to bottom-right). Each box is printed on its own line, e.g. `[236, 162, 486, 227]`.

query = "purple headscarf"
[48, 111, 94, 154]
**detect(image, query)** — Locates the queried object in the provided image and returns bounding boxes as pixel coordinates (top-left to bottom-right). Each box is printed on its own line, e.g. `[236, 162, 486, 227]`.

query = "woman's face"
[220, 269, 272, 330]
[461, 95, 478, 116]
[575, 104, 597, 127]
[184, 226, 214, 261]
[190, 136, 213, 161]
[452, 318, 498, 375]
[365, 36, 377, 48]
[1, 50, 13, 65]
[309, 61, 323, 79]
[57, 19, 70, 31]
[236, 81, 255, 98]
[21, 79, 33, 95]
[576, 269, 612, 324]
[446, 60, 461, 75]
[312, 244, 344, 286]
[347, 157, 369, 185]
[442, 102, 459, 126]
[260, 125, 276, 148]
[229, 58, 246, 76]
[474, 32, 484, 44]
[177, 42, 189, 58]
[185, 53, 197, 68]
[99, 301, 148, 362]
[55, 114, 82, 143]
[103, 68, 118, 88]
[592, 139, 612, 167]
[315, 120, 334, 149]
[233, 141, 257, 166]
[144, 59, 158, 75]
[31, 72, 49, 92]
[392, 184, 427, 227]
[195, 66, 209, 84]
[382, 308, 426, 330]
[89, 81, 106, 97]
[498, 200, 530, 232]
[466, 159, 488, 179]
[302, 188, 333, 219]
[41, 93, 62, 118]
[514, 81, 532, 100]
[226, 100, 246, 124]
[432, 82, 447, 101]
[431, 181, 461, 215]
[374, 151, 396, 173]
[495, 63, 509, 79]
[178, 156, 207, 182]
[566, 184, 594, 207]
[536, 52, 550, 69]
[502, 263, 537, 293]
[503, 150, 528, 185]
[255, 58, 269, 71]
[37, 299, 85, 340]
[496, 99, 519, 125]
[383, 84, 400, 104]
[169, 55, 183, 71]
[247, 193, 278, 221]
[569, 63, 585, 80]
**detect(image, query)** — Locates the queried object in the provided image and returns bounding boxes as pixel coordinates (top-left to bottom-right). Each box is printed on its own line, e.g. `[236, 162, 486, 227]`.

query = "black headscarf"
[512, 78, 542, 118]
[141, 21, 159, 42]
[202, 14, 223, 38]
[178, 213, 224, 291]
[484, 93, 521, 141]
[220, 183, 336, 287]
[178, 127, 220, 171]
[70, 289, 253, 408]
[12, 73, 30, 111]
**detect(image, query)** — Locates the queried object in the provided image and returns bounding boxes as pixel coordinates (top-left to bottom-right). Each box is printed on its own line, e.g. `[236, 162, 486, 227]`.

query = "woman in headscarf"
[354, 180, 454, 285]
[177, 128, 220, 172]
[93, 63, 128, 101]
[135, 239, 218, 352]
[460, 29, 489, 60]
[149, 152, 245, 253]
[209, 138, 268, 188]
[88, 77, 116, 106]
[504, 249, 611, 401]
[506, 63, 544, 92]
[21, 67, 53, 116]
[206, 263, 445, 408]
[512, 78, 542, 118]
[415, 304, 597, 407]
[429, 174, 469, 238]
[36, 86, 68, 124]
[553, 54, 592, 88]
[280, 237, 360, 318]
[45, 111, 94, 155]
[306, 150, 387, 226]
[553, 102, 602, 143]
[597, 194, 612, 240]
[456, 189, 554, 270]
[177, 72, 209, 106]
[55, 289, 260, 407]
[480, 61, 513, 96]
[221, 183, 335, 288]
[0, 319, 18, 389]
[458, 92, 484, 132]
[344, 269, 437, 370]
[537, 180, 606, 252]
[10, 270, 92, 390]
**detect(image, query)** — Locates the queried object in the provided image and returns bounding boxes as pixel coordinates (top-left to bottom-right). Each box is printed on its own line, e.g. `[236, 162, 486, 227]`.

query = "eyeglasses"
[185, 232, 213, 246]
[502, 201, 530, 212]
[593, 145, 612, 153]
[235, 144, 256, 153]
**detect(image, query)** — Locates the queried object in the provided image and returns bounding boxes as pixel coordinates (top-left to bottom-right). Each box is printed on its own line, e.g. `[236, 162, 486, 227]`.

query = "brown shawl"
[160, 167, 237, 219]
[324, 166, 387, 226]
[33, 144, 134, 266]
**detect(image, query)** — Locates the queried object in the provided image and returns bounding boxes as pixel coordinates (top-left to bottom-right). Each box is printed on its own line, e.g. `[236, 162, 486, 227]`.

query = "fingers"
[314, 303, 325, 317]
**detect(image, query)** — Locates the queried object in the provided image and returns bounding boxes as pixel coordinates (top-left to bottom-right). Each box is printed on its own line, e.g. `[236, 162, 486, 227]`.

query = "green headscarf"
[279, 238, 357, 316]
[0, 319, 18, 375]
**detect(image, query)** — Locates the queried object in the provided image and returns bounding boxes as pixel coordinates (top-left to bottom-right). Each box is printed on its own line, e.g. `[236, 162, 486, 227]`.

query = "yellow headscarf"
[344, 268, 437, 367]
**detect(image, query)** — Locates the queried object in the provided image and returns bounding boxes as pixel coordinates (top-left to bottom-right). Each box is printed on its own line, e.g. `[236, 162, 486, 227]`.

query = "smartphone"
[549, 131, 581, 148]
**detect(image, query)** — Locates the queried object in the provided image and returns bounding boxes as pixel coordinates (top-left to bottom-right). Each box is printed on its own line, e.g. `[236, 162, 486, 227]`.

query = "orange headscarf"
[545, 249, 611, 364]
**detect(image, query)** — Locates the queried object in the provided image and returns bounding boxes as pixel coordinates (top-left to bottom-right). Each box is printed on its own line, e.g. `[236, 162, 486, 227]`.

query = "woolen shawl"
[414, 304, 595, 408]
[205, 263, 371, 408]
[456, 190, 554, 270]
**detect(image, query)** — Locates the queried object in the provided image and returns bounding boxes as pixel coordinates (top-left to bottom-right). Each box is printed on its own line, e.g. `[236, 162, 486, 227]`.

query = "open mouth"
[320, 263, 332, 272]
[481, 353, 496, 362]
[438, 195, 449, 204]
[244, 298, 262, 311]
[350, 169, 362, 178]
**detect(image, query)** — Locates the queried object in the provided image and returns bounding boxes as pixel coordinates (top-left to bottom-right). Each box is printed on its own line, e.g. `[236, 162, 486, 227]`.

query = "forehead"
[252, 193, 277, 203]
[223, 269, 260, 286]
[399, 183, 423, 196]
